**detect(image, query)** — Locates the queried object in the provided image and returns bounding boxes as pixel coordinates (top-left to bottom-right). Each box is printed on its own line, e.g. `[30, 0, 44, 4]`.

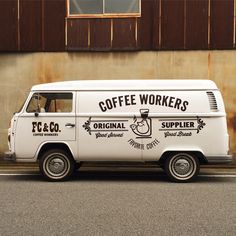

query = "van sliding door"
[77, 91, 143, 161]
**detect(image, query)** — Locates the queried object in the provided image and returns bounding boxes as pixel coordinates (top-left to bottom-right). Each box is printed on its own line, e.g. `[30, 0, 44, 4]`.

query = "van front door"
[14, 92, 76, 159]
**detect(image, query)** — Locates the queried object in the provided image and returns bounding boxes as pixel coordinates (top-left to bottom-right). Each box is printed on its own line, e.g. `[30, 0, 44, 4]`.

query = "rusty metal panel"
[43, 0, 66, 51]
[186, 0, 208, 50]
[67, 19, 89, 50]
[138, 0, 158, 50]
[19, 0, 42, 51]
[90, 19, 111, 51]
[0, 0, 18, 51]
[112, 18, 137, 50]
[210, 0, 234, 49]
[161, 0, 185, 50]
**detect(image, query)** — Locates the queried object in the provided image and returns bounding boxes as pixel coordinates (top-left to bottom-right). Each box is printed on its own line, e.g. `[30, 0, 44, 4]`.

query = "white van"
[5, 80, 232, 182]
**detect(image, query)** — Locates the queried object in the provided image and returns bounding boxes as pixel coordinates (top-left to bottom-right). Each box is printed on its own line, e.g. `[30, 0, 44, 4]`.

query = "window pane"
[27, 93, 47, 113]
[69, 0, 103, 14]
[105, 0, 139, 14]
[27, 93, 73, 113]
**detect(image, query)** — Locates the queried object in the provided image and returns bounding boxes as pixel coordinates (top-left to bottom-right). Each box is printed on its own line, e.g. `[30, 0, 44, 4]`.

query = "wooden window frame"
[67, 0, 141, 18]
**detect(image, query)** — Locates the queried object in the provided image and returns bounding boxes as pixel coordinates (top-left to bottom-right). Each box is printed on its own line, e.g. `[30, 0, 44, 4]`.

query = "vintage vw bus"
[5, 80, 232, 182]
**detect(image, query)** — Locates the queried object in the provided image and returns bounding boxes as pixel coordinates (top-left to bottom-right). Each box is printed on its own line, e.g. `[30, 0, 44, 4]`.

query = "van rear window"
[26, 93, 73, 113]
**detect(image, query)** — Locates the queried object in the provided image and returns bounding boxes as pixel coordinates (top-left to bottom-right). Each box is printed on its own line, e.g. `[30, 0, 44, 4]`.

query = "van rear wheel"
[39, 149, 75, 181]
[164, 153, 199, 182]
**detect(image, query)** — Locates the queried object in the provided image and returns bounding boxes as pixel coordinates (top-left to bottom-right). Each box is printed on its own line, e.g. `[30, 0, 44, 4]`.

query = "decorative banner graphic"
[82, 109, 160, 150]
[82, 111, 205, 149]
[158, 117, 206, 138]
[83, 118, 129, 139]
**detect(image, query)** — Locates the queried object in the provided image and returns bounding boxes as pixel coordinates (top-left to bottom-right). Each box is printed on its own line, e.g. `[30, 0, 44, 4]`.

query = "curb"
[1, 155, 236, 169]
[0, 161, 236, 170]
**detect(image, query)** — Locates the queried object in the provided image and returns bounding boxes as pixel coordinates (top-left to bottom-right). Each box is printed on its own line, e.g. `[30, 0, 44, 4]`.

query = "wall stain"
[37, 57, 61, 84]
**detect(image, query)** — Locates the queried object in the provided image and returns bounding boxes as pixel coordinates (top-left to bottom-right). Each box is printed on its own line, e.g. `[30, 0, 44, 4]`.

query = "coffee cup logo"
[130, 109, 152, 138]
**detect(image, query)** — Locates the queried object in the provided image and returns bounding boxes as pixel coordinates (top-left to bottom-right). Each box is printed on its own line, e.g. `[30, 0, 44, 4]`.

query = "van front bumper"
[205, 155, 232, 164]
[4, 151, 16, 162]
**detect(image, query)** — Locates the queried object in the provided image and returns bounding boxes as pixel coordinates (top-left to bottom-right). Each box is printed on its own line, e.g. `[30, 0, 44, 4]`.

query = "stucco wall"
[0, 51, 235, 157]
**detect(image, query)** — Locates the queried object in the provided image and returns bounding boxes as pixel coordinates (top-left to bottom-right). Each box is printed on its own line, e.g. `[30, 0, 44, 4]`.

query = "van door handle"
[65, 123, 75, 128]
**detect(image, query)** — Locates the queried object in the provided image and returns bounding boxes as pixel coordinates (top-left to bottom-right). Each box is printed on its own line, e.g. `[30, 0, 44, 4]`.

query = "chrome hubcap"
[48, 158, 65, 175]
[44, 153, 69, 178]
[169, 154, 196, 180]
[174, 159, 191, 175]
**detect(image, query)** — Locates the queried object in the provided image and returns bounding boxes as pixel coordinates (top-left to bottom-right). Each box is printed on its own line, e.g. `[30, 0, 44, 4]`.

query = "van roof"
[31, 80, 218, 91]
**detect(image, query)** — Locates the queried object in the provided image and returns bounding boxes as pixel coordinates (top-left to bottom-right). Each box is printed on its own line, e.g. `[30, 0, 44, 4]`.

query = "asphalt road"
[0, 171, 235, 236]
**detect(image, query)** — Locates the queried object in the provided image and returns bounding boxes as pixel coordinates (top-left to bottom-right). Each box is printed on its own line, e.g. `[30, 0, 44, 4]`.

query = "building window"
[68, 0, 141, 18]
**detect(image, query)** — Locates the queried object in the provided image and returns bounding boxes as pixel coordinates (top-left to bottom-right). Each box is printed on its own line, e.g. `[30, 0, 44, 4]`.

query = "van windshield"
[17, 97, 28, 113]
[26, 93, 73, 113]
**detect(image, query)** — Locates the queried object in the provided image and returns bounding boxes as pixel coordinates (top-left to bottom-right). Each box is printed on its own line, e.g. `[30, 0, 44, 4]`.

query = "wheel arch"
[159, 150, 207, 165]
[36, 142, 75, 161]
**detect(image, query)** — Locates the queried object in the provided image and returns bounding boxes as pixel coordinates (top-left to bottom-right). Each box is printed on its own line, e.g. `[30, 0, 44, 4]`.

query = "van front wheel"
[39, 149, 75, 181]
[165, 153, 199, 182]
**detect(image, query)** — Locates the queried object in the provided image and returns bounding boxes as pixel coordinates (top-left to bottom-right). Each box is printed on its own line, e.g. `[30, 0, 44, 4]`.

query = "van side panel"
[76, 90, 228, 162]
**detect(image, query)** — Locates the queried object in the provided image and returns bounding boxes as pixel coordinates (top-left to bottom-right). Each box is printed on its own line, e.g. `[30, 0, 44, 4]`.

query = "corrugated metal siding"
[161, 0, 185, 49]
[67, 19, 89, 50]
[0, 0, 18, 51]
[210, 0, 234, 49]
[185, 0, 208, 49]
[151, 0, 160, 50]
[43, 0, 66, 51]
[112, 18, 137, 50]
[90, 19, 111, 51]
[138, 0, 156, 50]
[0, 0, 236, 51]
[19, 0, 43, 51]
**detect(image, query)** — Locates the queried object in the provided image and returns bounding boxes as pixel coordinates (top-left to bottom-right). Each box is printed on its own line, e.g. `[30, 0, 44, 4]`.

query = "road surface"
[0, 169, 235, 236]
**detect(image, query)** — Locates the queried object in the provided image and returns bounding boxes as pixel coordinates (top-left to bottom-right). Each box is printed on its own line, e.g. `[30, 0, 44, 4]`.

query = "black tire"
[164, 152, 200, 183]
[75, 162, 82, 170]
[39, 149, 75, 181]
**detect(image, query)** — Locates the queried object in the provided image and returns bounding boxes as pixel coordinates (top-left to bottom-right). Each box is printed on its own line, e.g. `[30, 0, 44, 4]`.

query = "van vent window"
[206, 91, 218, 112]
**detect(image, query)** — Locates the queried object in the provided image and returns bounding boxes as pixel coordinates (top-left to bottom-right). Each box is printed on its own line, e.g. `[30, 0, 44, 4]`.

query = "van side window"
[26, 93, 73, 113]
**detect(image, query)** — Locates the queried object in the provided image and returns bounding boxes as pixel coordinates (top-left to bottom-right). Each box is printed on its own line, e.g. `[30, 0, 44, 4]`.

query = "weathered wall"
[0, 51, 235, 157]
